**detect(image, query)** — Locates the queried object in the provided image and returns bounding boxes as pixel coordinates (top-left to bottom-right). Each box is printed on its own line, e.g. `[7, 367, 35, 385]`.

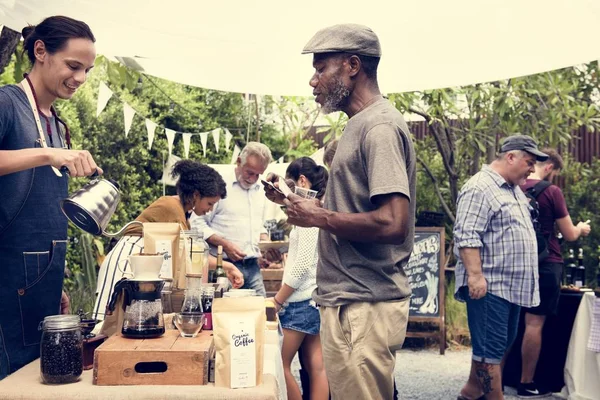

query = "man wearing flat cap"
[271, 23, 416, 399]
[453, 134, 547, 400]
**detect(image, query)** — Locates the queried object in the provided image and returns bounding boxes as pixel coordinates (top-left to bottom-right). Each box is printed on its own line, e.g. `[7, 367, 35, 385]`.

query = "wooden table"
[0, 329, 285, 400]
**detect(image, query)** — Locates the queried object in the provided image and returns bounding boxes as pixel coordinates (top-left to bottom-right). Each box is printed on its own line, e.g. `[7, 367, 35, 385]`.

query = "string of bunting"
[96, 81, 235, 159]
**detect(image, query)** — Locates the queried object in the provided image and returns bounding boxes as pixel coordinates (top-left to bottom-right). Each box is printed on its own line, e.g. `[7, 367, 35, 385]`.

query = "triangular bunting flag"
[278, 156, 284, 163]
[123, 103, 135, 137]
[211, 128, 221, 152]
[96, 82, 113, 117]
[200, 132, 209, 158]
[165, 128, 176, 156]
[145, 119, 158, 150]
[231, 145, 241, 164]
[224, 128, 233, 150]
[182, 133, 192, 159]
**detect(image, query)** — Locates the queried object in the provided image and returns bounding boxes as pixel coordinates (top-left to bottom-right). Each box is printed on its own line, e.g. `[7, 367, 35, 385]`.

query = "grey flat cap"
[500, 134, 548, 161]
[302, 23, 381, 57]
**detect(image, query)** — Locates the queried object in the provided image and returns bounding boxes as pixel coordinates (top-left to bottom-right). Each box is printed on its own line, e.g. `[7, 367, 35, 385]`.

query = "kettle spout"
[103, 220, 143, 238]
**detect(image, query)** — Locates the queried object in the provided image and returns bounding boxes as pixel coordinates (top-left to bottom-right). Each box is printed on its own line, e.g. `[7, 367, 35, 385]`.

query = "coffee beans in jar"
[40, 315, 83, 384]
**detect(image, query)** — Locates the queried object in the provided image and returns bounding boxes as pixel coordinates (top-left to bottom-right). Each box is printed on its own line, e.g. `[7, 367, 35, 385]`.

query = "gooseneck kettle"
[60, 178, 142, 237]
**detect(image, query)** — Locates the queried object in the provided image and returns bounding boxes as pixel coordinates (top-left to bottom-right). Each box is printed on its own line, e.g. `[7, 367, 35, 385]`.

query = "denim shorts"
[460, 286, 520, 364]
[278, 299, 320, 335]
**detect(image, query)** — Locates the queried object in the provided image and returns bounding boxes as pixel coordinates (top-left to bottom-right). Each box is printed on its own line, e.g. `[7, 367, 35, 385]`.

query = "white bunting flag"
[145, 119, 158, 150]
[182, 133, 192, 158]
[278, 156, 284, 163]
[224, 128, 233, 151]
[96, 82, 113, 117]
[231, 145, 241, 164]
[211, 128, 221, 152]
[200, 131, 209, 158]
[123, 103, 135, 137]
[165, 128, 176, 156]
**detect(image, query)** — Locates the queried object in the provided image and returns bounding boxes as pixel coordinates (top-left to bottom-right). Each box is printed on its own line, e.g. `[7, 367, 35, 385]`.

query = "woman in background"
[269, 157, 329, 400]
[93, 160, 244, 320]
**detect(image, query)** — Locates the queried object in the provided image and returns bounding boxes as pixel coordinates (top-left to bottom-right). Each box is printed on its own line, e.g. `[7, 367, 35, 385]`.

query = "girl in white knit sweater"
[271, 157, 329, 400]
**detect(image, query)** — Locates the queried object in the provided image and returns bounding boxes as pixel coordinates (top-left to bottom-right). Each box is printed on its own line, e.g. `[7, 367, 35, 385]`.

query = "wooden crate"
[93, 329, 213, 385]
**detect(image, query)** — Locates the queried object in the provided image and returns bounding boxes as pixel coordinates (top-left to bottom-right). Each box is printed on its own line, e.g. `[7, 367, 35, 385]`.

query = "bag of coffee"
[143, 223, 180, 283]
[213, 296, 265, 388]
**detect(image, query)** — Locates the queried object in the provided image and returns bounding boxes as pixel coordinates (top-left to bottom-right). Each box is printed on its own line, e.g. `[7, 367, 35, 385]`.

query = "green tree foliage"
[560, 156, 600, 287]
[390, 62, 600, 223]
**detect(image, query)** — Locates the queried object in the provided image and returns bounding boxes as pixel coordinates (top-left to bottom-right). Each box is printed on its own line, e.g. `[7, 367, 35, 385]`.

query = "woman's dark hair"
[22, 15, 96, 65]
[171, 160, 227, 206]
[285, 157, 329, 199]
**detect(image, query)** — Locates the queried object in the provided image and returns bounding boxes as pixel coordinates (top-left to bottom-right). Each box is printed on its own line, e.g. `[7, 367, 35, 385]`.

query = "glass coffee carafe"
[107, 278, 166, 338]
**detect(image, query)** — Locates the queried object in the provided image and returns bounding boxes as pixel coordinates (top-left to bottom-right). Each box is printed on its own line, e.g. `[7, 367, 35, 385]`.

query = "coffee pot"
[60, 178, 142, 237]
[106, 278, 165, 338]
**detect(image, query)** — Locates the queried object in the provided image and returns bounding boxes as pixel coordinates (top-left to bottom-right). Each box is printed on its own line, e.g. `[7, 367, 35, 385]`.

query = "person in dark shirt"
[518, 148, 590, 398]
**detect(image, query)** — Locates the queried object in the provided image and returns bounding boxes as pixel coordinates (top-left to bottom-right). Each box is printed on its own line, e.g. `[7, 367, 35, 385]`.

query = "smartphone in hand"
[261, 179, 284, 195]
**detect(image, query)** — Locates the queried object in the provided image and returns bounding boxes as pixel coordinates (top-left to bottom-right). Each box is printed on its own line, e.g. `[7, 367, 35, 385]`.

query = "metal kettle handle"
[59, 166, 100, 178]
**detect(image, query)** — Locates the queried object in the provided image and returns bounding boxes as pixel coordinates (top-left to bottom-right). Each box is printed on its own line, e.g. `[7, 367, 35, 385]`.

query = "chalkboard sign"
[406, 227, 444, 317]
[405, 227, 446, 354]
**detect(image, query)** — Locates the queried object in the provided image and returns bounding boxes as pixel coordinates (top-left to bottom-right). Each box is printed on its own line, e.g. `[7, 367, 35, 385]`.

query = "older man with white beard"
[192, 141, 272, 296]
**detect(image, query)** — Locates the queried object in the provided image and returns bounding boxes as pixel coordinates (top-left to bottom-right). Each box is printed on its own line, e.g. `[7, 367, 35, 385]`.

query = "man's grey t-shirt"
[313, 98, 416, 307]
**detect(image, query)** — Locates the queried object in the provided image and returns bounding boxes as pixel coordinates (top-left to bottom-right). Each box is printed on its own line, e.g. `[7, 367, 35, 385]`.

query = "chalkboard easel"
[404, 227, 446, 355]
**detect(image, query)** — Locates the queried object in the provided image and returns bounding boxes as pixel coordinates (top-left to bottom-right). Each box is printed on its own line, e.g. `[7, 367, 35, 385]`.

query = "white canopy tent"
[1, 0, 599, 96]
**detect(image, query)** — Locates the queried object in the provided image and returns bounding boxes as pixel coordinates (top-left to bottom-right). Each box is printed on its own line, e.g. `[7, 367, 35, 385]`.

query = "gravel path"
[293, 348, 566, 399]
[394, 348, 565, 400]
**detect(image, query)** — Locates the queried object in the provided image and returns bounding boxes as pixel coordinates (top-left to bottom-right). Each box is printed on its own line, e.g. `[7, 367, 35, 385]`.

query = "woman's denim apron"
[0, 97, 69, 379]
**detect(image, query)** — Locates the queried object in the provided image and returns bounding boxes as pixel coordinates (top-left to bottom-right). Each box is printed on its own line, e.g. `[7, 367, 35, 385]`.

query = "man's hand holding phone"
[262, 173, 294, 205]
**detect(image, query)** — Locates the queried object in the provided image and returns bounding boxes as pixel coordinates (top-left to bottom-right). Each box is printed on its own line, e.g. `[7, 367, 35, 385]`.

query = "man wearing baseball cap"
[276, 24, 416, 399]
[453, 134, 546, 400]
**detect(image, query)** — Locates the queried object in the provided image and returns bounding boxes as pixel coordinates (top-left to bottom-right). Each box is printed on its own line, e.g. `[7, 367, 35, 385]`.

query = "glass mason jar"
[40, 315, 83, 384]
[183, 229, 209, 281]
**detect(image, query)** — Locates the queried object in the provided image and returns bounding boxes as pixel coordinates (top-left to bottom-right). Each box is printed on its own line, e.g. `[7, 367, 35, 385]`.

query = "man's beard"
[321, 77, 350, 114]
[236, 173, 252, 189]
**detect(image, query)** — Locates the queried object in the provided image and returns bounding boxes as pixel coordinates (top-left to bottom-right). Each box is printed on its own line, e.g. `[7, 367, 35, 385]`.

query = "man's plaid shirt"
[453, 165, 540, 308]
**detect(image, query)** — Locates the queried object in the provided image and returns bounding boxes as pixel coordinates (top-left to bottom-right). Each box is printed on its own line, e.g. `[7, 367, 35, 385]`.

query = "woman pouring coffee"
[0, 16, 102, 379]
[93, 160, 245, 320]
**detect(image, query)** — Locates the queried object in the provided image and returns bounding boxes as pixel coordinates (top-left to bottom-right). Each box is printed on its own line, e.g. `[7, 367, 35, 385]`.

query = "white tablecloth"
[563, 292, 600, 400]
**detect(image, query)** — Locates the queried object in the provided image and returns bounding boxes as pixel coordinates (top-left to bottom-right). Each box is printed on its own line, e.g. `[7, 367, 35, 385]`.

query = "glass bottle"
[214, 245, 228, 286]
[575, 248, 585, 288]
[202, 286, 215, 330]
[565, 248, 576, 285]
[40, 315, 83, 384]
